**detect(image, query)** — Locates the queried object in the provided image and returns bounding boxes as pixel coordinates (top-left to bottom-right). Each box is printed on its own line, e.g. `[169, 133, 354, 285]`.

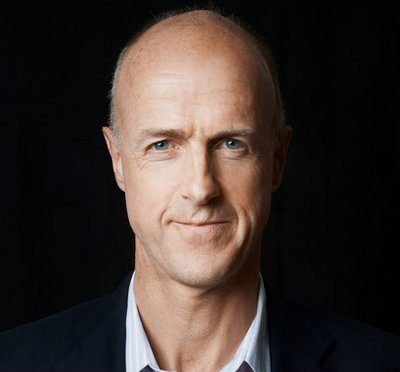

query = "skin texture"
[103, 10, 291, 372]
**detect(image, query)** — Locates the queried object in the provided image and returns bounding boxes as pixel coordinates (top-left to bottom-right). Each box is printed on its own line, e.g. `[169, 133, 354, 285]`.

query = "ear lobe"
[102, 126, 125, 192]
[271, 125, 292, 192]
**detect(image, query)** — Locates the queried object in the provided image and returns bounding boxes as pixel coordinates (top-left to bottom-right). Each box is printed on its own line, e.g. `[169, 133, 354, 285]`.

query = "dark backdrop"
[1, 0, 399, 335]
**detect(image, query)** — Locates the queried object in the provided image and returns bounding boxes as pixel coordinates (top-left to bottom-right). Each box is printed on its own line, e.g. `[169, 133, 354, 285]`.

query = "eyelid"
[147, 138, 248, 151]
[152, 139, 169, 145]
[146, 139, 170, 151]
[218, 138, 246, 149]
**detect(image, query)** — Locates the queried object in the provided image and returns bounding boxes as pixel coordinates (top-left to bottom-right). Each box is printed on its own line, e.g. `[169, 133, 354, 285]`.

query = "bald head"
[109, 9, 285, 147]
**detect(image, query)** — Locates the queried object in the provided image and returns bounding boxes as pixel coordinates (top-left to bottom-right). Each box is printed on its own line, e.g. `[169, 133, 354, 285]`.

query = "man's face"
[105, 26, 287, 289]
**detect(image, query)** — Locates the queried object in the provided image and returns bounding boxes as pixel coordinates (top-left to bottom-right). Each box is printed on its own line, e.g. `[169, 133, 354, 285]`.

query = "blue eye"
[224, 139, 241, 150]
[153, 141, 170, 151]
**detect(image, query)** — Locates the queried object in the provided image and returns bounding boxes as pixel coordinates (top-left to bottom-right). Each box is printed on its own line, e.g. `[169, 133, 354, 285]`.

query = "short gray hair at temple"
[108, 6, 286, 149]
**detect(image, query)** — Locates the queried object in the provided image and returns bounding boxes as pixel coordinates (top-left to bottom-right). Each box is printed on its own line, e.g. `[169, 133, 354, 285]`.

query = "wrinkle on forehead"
[114, 10, 276, 134]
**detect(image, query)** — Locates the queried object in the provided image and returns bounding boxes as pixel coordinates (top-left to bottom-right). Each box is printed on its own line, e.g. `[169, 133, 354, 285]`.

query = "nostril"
[181, 172, 221, 205]
[190, 180, 220, 205]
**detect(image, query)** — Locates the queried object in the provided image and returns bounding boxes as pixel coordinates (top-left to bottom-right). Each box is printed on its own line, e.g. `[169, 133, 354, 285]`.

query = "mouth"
[172, 221, 228, 234]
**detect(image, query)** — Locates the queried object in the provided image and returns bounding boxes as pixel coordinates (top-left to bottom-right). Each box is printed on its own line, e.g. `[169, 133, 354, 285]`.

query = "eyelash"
[149, 139, 246, 152]
[151, 140, 171, 151]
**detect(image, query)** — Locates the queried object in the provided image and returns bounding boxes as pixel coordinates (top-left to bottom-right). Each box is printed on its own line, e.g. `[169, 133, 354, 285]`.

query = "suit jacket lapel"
[53, 273, 132, 372]
[267, 292, 335, 372]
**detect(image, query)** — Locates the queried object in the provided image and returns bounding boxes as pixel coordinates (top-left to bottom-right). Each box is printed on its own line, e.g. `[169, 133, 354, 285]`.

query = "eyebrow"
[137, 127, 259, 144]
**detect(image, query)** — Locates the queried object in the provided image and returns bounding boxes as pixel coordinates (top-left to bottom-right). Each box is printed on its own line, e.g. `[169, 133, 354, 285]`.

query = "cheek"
[122, 162, 180, 233]
[219, 160, 272, 228]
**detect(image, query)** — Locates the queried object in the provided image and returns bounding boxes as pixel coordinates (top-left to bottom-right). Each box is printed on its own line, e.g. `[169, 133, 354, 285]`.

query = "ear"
[271, 125, 292, 192]
[102, 126, 125, 192]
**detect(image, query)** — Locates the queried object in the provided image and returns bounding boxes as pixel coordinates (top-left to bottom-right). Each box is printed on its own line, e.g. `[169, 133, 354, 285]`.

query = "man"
[1, 8, 399, 372]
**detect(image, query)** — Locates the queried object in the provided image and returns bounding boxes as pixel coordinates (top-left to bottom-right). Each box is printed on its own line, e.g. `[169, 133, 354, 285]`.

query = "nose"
[181, 148, 221, 205]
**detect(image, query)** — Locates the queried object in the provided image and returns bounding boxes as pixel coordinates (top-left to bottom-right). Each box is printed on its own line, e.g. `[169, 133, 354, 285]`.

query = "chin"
[164, 251, 243, 290]
[170, 270, 228, 290]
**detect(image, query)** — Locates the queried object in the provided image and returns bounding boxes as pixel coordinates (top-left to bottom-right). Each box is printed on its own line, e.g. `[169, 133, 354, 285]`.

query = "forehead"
[115, 20, 275, 134]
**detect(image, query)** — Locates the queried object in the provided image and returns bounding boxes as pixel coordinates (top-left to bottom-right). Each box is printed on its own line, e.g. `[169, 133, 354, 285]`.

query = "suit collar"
[267, 291, 335, 371]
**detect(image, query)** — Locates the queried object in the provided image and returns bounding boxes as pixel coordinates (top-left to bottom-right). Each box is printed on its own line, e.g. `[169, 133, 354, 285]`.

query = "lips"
[177, 221, 225, 226]
[172, 221, 227, 234]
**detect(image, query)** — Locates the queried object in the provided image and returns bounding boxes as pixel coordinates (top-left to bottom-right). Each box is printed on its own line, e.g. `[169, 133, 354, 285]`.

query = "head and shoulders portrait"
[0, 2, 399, 372]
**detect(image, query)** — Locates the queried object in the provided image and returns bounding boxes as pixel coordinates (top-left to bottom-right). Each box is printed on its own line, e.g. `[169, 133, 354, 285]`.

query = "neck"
[133, 244, 260, 372]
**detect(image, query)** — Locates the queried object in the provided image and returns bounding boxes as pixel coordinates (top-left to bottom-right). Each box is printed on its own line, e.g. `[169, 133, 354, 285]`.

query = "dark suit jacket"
[1, 272, 399, 371]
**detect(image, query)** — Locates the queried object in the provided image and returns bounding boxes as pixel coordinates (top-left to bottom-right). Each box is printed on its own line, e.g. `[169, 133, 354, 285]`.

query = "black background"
[1, 0, 399, 336]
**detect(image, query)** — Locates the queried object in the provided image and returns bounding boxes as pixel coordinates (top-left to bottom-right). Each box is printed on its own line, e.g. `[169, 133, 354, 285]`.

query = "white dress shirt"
[125, 272, 271, 372]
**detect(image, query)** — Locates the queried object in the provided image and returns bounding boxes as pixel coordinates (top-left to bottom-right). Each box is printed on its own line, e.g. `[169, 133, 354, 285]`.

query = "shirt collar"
[125, 272, 270, 372]
[220, 273, 269, 372]
[126, 272, 164, 372]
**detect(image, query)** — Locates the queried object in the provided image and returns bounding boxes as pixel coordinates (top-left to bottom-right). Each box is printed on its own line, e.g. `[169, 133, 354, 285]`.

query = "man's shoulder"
[0, 274, 131, 370]
[0, 295, 106, 368]
[268, 292, 400, 368]
[0, 300, 97, 365]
